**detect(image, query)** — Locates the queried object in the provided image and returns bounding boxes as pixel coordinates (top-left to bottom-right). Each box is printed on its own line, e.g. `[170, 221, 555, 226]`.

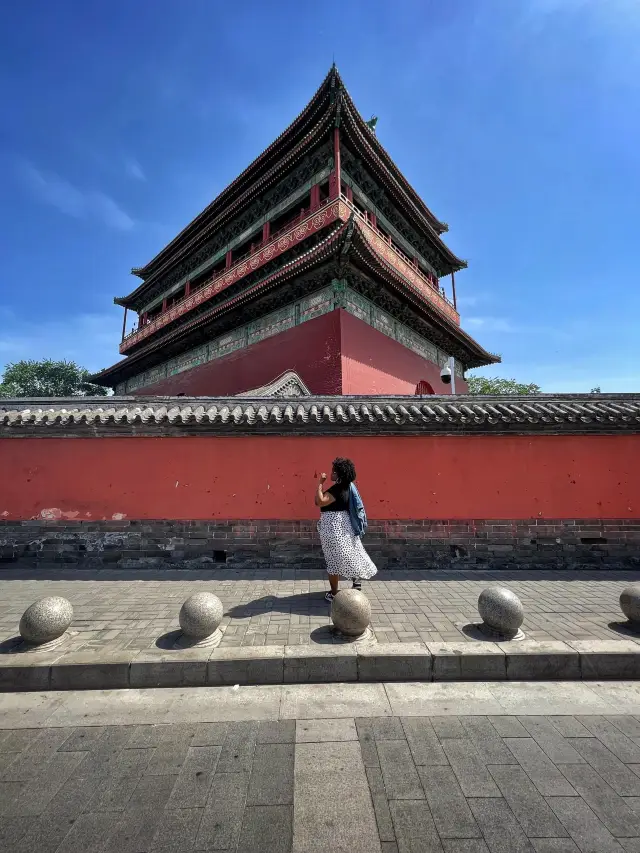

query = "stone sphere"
[331, 589, 372, 638]
[179, 592, 223, 640]
[478, 586, 524, 637]
[620, 584, 640, 626]
[19, 596, 73, 645]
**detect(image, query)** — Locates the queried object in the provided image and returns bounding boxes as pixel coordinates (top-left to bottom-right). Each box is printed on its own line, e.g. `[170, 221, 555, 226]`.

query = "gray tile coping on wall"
[1, 638, 640, 692]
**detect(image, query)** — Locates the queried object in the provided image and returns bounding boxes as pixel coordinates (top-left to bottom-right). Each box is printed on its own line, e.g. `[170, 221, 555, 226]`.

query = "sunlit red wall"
[1, 434, 638, 521]
[340, 310, 468, 395]
[136, 311, 343, 396]
[132, 309, 466, 397]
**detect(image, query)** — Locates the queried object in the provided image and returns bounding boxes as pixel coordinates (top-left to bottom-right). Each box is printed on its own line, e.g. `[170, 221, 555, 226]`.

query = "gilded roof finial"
[366, 115, 378, 133]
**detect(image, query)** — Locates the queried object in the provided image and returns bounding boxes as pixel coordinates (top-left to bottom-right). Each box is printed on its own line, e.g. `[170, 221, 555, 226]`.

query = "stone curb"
[1, 638, 640, 691]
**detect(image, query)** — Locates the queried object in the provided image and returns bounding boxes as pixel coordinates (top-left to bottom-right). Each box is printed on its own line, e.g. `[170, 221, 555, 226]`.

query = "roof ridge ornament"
[366, 115, 378, 134]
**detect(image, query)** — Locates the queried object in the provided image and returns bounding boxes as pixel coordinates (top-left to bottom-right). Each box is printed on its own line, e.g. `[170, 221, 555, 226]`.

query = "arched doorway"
[415, 380, 435, 395]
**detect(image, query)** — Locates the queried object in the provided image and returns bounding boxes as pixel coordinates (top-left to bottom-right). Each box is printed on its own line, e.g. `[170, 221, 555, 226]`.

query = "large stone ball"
[331, 589, 372, 638]
[620, 584, 640, 627]
[19, 596, 73, 645]
[179, 592, 223, 640]
[478, 586, 524, 638]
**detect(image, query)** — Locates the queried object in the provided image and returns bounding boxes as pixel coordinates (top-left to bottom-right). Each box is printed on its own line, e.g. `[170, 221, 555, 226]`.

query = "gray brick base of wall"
[1, 519, 639, 571]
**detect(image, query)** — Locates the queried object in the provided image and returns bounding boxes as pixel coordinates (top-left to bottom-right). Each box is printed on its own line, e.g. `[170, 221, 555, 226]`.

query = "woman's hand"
[319, 473, 327, 484]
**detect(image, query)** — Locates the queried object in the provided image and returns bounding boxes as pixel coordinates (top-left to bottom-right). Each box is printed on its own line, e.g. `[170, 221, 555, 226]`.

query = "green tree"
[590, 386, 602, 394]
[0, 360, 110, 397]
[466, 375, 542, 395]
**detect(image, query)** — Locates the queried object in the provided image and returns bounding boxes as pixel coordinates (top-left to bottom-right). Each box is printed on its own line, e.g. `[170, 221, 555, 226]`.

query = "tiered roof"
[118, 66, 465, 308]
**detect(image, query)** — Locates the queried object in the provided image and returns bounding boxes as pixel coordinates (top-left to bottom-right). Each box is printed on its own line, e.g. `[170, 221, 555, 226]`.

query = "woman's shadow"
[226, 592, 329, 618]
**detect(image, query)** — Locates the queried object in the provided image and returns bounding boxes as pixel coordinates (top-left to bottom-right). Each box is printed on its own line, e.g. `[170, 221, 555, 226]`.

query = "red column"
[185, 280, 191, 297]
[121, 307, 128, 342]
[225, 250, 232, 269]
[310, 184, 320, 211]
[262, 221, 270, 243]
[451, 271, 458, 311]
[369, 212, 377, 229]
[162, 298, 167, 313]
[345, 186, 353, 203]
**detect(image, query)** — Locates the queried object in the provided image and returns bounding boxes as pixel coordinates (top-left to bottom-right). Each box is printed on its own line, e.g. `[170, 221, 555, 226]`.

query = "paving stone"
[5, 751, 84, 816]
[546, 796, 626, 853]
[381, 842, 400, 853]
[145, 727, 194, 775]
[578, 717, 640, 763]
[166, 745, 221, 809]
[431, 716, 466, 740]
[257, 720, 295, 743]
[58, 726, 106, 752]
[460, 716, 516, 764]
[418, 765, 480, 839]
[365, 767, 396, 842]
[294, 741, 381, 853]
[530, 840, 580, 852]
[102, 805, 170, 853]
[488, 764, 569, 838]
[246, 743, 294, 806]
[217, 721, 258, 773]
[357, 716, 405, 741]
[86, 772, 145, 813]
[376, 739, 425, 800]
[54, 811, 117, 853]
[125, 724, 166, 748]
[400, 717, 448, 766]
[441, 738, 501, 797]
[488, 716, 529, 738]
[2, 727, 70, 781]
[51, 651, 135, 690]
[236, 804, 293, 853]
[196, 772, 249, 850]
[0, 729, 41, 753]
[296, 718, 357, 742]
[442, 842, 491, 853]
[547, 717, 591, 738]
[517, 717, 585, 764]
[504, 739, 577, 797]
[150, 807, 203, 850]
[568, 737, 640, 796]
[0, 816, 28, 849]
[10, 813, 80, 853]
[125, 772, 178, 812]
[468, 797, 535, 853]
[558, 763, 640, 837]
[606, 717, 640, 740]
[389, 799, 444, 852]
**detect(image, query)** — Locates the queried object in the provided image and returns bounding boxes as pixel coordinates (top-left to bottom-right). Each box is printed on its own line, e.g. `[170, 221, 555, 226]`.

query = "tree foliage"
[466, 375, 542, 395]
[0, 360, 110, 397]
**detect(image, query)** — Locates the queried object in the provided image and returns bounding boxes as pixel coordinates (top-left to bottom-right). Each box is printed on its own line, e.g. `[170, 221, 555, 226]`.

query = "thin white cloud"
[19, 162, 135, 231]
[125, 157, 146, 182]
[0, 308, 123, 381]
[465, 316, 517, 334]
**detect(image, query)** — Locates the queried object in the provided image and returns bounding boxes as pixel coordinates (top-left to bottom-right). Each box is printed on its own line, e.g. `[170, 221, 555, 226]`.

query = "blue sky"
[1, 0, 638, 392]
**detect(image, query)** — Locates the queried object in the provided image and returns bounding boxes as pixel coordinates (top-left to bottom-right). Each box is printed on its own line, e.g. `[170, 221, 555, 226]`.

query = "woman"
[315, 457, 377, 602]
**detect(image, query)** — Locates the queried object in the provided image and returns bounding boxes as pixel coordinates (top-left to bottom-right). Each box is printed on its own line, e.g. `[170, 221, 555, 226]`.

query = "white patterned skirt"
[318, 511, 378, 580]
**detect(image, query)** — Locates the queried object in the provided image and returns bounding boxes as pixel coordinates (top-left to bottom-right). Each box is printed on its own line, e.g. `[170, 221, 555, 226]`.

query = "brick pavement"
[0, 567, 638, 656]
[2, 712, 640, 851]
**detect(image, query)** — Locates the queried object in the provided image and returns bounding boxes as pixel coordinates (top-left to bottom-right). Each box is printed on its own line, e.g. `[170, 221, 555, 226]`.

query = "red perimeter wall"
[1, 434, 638, 521]
[134, 309, 465, 396]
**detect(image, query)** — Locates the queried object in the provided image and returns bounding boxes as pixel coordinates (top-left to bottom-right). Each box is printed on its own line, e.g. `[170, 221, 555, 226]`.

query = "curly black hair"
[332, 457, 356, 484]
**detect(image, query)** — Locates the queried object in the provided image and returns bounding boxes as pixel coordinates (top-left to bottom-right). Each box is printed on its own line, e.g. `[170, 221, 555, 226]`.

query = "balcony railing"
[120, 193, 459, 352]
[339, 195, 457, 314]
[120, 199, 340, 352]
